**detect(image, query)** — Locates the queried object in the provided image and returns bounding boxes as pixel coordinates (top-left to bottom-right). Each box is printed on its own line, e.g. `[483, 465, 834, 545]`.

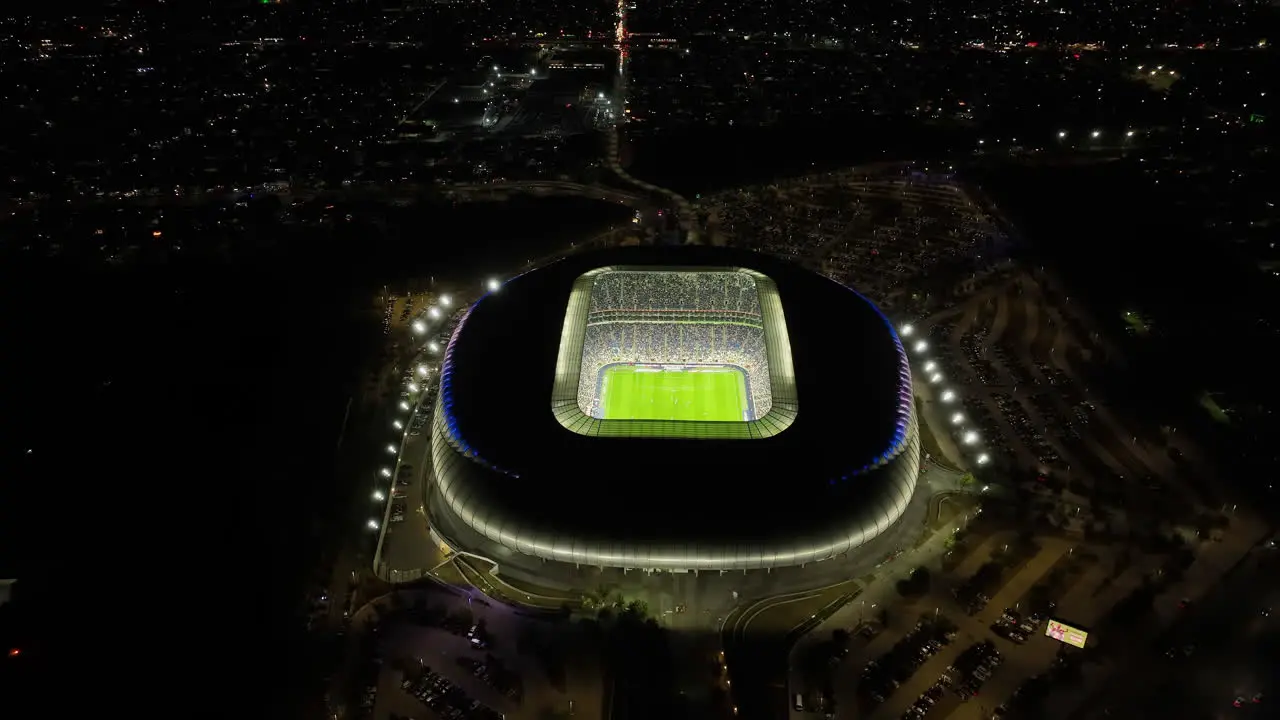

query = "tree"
[897, 567, 932, 597]
[832, 628, 852, 653]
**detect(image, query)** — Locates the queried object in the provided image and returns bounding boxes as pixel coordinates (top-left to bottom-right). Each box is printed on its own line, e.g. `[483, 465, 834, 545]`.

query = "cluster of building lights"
[899, 323, 992, 468]
[367, 278, 502, 534]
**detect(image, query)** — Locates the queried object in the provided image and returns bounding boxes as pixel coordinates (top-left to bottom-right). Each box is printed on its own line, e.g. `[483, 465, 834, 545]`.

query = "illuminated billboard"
[1045, 619, 1089, 648]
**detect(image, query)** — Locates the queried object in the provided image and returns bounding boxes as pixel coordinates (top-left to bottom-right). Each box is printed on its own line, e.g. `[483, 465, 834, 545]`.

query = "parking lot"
[702, 167, 1010, 321]
[921, 274, 1218, 537]
[365, 589, 602, 720]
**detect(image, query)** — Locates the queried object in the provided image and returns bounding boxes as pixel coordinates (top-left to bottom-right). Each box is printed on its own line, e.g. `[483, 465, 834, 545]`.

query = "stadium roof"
[430, 246, 919, 570]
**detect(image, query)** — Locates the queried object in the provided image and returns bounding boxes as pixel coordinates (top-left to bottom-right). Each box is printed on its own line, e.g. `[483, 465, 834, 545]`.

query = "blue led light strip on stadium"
[437, 290, 521, 480]
[831, 284, 915, 484]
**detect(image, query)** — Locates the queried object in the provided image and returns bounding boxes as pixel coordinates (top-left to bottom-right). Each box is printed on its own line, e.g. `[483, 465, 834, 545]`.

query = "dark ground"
[0, 196, 627, 714]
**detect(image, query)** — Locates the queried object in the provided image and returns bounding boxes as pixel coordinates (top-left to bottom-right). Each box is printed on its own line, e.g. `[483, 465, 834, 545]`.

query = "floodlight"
[930, 373, 943, 384]
[951, 412, 964, 424]
[900, 324, 914, 336]
[941, 390, 956, 403]
[963, 431, 979, 445]
[977, 453, 990, 465]
[412, 321, 426, 334]
[408, 383, 419, 393]
[386, 444, 398, 453]
[380, 468, 392, 477]
[367, 519, 379, 530]
[373, 491, 385, 501]
[429, 306, 441, 319]
[924, 361, 937, 372]
[392, 420, 403, 430]
[913, 340, 928, 353]
[486, 278, 501, 292]
[440, 294, 452, 307]
[428, 342, 440, 353]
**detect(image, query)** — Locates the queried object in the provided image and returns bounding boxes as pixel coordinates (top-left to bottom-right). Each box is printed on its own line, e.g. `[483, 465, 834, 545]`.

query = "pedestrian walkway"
[975, 541, 1071, 625]
[951, 533, 1010, 581]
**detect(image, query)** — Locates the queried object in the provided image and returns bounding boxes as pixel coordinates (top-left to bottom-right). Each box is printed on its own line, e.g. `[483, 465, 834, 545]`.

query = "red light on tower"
[7, 648, 19, 657]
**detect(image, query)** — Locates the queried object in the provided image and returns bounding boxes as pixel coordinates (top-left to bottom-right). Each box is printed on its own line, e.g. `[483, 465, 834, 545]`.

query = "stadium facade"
[427, 247, 920, 572]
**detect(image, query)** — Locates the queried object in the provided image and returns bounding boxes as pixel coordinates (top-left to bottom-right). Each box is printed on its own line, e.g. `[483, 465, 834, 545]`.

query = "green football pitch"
[599, 365, 749, 422]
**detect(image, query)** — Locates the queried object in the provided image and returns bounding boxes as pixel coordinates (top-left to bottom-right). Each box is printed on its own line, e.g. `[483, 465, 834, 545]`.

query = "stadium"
[427, 247, 920, 572]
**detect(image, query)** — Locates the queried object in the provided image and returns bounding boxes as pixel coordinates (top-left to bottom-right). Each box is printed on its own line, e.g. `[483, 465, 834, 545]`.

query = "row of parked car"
[949, 640, 1003, 701]
[458, 655, 523, 703]
[860, 617, 957, 705]
[402, 666, 503, 720]
[991, 607, 1044, 644]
